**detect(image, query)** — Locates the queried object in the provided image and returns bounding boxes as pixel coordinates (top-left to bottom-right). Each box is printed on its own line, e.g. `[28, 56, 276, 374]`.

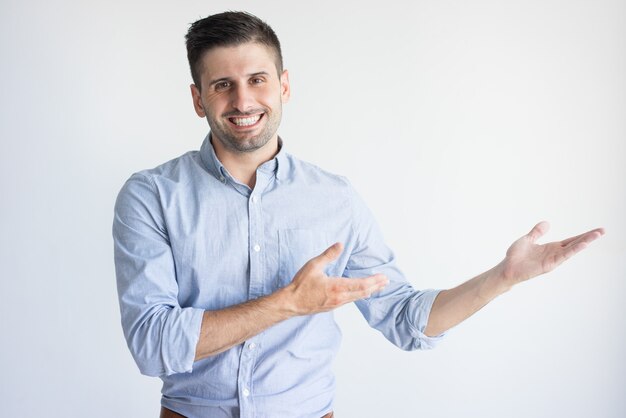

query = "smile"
[229, 114, 263, 127]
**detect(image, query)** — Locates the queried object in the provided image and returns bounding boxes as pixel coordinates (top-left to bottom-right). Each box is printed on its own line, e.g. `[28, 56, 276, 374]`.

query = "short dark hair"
[185, 11, 283, 90]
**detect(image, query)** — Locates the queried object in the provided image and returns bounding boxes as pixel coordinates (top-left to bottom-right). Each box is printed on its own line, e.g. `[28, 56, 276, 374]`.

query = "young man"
[113, 11, 604, 418]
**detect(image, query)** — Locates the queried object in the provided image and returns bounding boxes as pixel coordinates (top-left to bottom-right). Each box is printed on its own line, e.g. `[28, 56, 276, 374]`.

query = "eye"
[214, 81, 231, 91]
[250, 77, 265, 85]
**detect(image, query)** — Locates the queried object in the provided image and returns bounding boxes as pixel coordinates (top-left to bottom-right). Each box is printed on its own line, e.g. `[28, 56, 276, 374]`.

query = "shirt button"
[219, 176, 226, 183]
[253, 244, 261, 252]
[251, 195, 258, 203]
[248, 343, 256, 350]
[242, 388, 250, 397]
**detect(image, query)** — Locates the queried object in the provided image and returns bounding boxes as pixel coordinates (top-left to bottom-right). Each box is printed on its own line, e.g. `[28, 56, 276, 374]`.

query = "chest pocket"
[277, 229, 332, 288]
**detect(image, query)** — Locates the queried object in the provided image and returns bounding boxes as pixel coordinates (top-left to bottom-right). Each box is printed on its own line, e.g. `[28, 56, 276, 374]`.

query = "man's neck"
[211, 136, 279, 189]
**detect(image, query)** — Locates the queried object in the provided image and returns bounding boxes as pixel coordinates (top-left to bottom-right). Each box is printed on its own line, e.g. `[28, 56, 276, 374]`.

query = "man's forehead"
[199, 42, 279, 79]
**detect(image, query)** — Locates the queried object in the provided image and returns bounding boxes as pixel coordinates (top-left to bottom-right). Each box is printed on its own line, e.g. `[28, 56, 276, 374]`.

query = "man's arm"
[424, 221, 605, 336]
[194, 243, 388, 361]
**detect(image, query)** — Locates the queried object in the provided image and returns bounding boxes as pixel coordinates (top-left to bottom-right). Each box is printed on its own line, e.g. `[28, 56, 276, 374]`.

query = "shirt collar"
[199, 132, 287, 182]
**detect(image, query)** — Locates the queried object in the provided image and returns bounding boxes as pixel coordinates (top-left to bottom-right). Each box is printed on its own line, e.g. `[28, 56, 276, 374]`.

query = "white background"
[1, 1, 624, 417]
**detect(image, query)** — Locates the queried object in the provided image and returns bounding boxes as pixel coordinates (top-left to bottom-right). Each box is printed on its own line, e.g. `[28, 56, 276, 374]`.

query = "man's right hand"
[281, 242, 389, 316]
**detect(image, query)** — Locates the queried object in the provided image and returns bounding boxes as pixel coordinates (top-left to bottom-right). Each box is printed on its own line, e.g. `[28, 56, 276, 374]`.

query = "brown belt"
[160, 406, 334, 418]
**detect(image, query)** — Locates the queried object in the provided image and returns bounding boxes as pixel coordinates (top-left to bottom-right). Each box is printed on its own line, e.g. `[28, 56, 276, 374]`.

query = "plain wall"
[1, 1, 624, 417]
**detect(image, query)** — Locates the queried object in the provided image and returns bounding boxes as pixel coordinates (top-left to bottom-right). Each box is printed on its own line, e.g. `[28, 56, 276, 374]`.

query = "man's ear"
[280, 70, 291, 104]
[190, 84, 206, 117]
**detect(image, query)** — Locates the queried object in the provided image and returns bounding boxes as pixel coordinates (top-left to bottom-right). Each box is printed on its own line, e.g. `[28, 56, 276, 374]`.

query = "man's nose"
[230, 84, 255, 113]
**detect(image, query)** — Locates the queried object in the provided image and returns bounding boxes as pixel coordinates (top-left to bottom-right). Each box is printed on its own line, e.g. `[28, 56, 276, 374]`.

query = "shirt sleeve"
[342, 183, 445, 350]
[113, 173, 204, 377]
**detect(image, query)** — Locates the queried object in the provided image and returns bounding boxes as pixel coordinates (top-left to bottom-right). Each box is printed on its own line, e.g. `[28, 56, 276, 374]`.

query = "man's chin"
[221, 136, 272, 154]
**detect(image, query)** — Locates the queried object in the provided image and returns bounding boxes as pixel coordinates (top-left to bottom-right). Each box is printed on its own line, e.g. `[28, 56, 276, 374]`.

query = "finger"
[527, 221, 550, 243]
[559, 231, 589, 247]
[330, 276, 389, 304]
[357, 279, 389, 298]
[309, 242, 344, 269]
[350, 280, 389, 300]
[332, 274, 388, 293]
[560, 228, 605, 247]
[552, 229, 605, 265]
[557, 240, 591, 264]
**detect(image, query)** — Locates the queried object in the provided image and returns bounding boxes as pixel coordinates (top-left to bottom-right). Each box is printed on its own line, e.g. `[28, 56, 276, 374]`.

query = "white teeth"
[231, 115, 261, 126]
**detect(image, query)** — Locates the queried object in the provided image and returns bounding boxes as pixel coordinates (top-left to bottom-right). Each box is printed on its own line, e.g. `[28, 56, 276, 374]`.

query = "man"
[113, 11, 604, 418]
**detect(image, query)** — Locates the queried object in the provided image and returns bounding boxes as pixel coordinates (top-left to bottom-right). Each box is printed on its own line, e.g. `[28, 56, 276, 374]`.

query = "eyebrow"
[208, 71, 271, 87]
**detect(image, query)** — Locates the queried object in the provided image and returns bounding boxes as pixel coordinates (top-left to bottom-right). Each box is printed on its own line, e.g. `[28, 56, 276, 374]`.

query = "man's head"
[185, 11, 283, 91]
[186, 12, 290, 155]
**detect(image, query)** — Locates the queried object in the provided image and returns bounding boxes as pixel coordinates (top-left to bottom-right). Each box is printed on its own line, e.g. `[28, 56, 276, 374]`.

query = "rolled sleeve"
[403, 288, 445, 349]
[113, 173, 204, 377]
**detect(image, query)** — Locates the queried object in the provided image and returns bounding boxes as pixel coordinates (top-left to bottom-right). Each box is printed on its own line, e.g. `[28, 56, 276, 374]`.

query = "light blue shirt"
[113, 134, 443, 418]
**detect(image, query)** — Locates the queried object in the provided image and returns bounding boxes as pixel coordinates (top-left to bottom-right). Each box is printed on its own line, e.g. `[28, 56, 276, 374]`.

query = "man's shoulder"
[128, 150, 201, 185]
[283, 152, 352, 189]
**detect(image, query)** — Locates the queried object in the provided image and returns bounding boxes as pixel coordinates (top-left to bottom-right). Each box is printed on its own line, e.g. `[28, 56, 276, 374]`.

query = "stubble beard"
[209, 106, 282, 154]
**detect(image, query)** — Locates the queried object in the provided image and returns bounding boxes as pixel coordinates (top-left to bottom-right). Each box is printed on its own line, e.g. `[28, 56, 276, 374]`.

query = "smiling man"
[189, 40, 289, 188]
[113, 11, 604, 418]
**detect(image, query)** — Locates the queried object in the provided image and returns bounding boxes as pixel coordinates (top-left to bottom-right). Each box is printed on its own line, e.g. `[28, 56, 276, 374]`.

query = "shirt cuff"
[412, 288, 446, 350]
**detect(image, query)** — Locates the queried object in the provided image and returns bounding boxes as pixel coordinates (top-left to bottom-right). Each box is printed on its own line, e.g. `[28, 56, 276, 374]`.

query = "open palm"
[499, 221, 605, 285]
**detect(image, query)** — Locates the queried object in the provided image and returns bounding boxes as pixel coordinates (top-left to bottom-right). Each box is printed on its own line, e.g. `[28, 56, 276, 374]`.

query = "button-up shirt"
[113, 134, 443, 418]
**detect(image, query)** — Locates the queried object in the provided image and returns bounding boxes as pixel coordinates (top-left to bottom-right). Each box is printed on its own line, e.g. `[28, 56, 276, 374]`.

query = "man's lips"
[227, 113, 264, 127]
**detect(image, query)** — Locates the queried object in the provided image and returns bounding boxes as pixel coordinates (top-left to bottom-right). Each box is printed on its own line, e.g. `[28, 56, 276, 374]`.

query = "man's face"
[191, 42, 290, 154]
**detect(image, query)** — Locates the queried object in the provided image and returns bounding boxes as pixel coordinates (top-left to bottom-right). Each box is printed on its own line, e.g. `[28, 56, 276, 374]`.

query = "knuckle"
[329, 292, 345, 306]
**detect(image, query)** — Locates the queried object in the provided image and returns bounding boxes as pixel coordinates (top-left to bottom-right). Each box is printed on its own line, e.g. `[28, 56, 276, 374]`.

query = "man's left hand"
[496, 221, 605, 288]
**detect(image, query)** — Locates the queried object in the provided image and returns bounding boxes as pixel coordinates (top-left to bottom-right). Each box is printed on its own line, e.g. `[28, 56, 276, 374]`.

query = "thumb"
[311, 242, 344, 268]
[527, 221, 550, 243]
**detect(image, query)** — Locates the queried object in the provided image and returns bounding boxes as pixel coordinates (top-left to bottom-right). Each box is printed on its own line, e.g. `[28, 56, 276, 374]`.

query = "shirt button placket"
[248, 191, 264, 299]
[238, 339, 259, 418]
[241, 191, 262, 418]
